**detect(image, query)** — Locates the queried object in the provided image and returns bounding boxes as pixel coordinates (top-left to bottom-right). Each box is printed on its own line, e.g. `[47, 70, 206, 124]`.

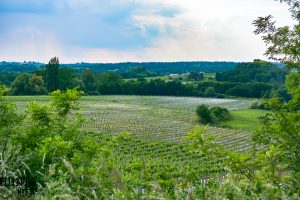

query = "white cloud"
[0, 0, 295, 62]
[132, 0, 294, 62]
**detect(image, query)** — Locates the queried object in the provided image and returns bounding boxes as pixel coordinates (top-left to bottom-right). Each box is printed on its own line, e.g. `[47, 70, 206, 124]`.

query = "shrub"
[196, 104, 231, 124]
[250, 101, 269, 110]
[196, 104, 212, 124]
[210, 106, 231, 123]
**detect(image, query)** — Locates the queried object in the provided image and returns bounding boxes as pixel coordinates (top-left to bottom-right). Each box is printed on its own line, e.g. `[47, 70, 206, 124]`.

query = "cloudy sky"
[0, 0, 294, 63]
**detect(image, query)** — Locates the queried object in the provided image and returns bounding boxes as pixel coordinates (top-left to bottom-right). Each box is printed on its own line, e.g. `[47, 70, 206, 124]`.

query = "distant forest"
[0, 61, 238, 74]
[0, 58, 290, 100]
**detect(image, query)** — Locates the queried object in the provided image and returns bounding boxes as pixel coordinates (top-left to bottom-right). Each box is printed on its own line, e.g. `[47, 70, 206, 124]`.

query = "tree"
[188, 72, 204, 81]
[46, 57, 59, 92]
[204, 86, 215, 97]
[196, 104, 231, 124]
[196, 104, 212, 124]
[57, 67, 82, 91]
[252, 0, 300, 190]
[81, 69, 97, 94]
[28, 74, 47, 94]
[97, 72, 123, 94]
[210, 106, 231, 123]
[11, 73, 47, 95]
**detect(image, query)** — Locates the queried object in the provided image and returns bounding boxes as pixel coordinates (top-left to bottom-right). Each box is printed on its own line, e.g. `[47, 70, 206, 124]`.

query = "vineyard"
[10, 96, 256, 146]
[9, 95, 257, 186]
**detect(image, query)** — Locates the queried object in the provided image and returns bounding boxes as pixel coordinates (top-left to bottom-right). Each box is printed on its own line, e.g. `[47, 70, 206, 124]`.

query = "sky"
[0, 0, 295, 63]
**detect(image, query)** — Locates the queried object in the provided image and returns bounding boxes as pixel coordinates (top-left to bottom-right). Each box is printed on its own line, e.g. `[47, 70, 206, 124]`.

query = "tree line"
[0, 61, 238, 74]
[0, 57, 289, 100]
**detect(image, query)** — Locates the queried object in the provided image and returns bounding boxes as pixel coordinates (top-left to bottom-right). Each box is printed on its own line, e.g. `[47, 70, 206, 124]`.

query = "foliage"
[0, 84, 10, 95]
[0, 61, 238, 74]
[250, 100, 270, 110]
[196, 104, 212, 124]
[188, 72, 204, 81]
[216, 60, 287, 84]
[57, 67, 82, 91]
[210, 106, 231, 122]
[0, 87, 131, 198]
[81, 69, 97, 94]
[204, 86, 215, 97]
[252, 0, 300, 179]
[46, 57, 60, 92]
[121, 66, 157, 78]
[196, 104, 231, 124]
[0, 86, 22, 145]
[50, 88, 84, 117]
[97, 72, 124, 94]
[197, 80, 273, 98]
[11, 73, 47, 95]
[0, 73, 17, 86]
[0, 58, 287, 99]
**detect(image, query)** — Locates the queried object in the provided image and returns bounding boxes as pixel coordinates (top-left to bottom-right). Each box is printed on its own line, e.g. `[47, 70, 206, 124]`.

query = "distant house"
[169, 74, 179, 77]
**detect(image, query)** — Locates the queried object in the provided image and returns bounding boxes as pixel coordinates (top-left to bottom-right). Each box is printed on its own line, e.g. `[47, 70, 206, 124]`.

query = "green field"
[220, 109, 270, 131]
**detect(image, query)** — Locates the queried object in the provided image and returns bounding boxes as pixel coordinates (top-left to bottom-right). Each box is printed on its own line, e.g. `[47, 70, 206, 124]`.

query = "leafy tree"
[0, 84, 10, 95]
[11, 73, 31, 95]
[0, 73, 18, 86]
[28, 74, 47, 94]
[57, 67, 82, 91]
[188, 72, 204, 81]
[97, 72, 124, 94]
[81, 69, 97, 94]
[204, 86, 215, 97]
[0, 86, 21, 144]
[196, 104, 231, 124]
[11, 73, 47, 95]
[46, 57, 59, 92]
[251, 0, 300, 191]
[3, 88, 121, 198]
[210, 106, 231, 122]
[196, 104, 212, 124]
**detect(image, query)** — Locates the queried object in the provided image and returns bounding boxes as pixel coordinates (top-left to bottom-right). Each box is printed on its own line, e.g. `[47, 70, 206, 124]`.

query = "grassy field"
[220, 109, 270, 131]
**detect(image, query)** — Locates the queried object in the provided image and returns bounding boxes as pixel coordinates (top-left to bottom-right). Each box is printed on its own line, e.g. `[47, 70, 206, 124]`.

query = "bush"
[210, 106, 231, 122]
[196, 104, 231, 124]
[250, 101, 269, 110]
[196, 104, 212, 124]
[250, 101, 260, 109]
